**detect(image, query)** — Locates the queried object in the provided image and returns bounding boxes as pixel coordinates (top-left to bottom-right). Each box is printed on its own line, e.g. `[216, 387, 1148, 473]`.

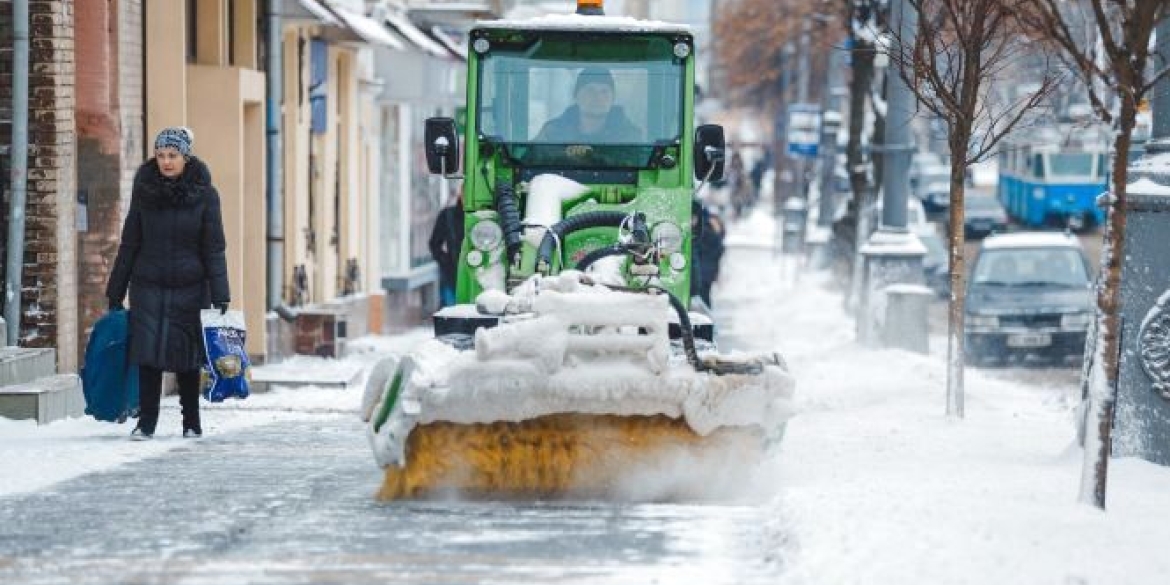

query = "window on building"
[227, 0, 236, 66]
[186, 0, 198, 63]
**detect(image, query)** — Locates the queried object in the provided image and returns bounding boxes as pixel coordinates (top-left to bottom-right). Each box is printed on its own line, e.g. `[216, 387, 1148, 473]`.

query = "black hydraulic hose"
[599, 282, 768, 377]
[574, 244, 628, 272]
[536, 211, 629, 273]
[495, 182, 524, 264]
[646, 285, 707, 373]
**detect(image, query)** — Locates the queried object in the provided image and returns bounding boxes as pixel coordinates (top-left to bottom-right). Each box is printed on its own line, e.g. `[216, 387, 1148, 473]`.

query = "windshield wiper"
[1011, 280, 1062, 287]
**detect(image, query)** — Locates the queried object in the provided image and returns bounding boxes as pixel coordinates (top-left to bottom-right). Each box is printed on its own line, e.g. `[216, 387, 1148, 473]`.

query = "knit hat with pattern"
[154, 126, 194, 156]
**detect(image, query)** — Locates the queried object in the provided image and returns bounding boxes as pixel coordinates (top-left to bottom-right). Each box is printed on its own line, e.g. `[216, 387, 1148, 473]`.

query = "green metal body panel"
[455, 22, 698, 306]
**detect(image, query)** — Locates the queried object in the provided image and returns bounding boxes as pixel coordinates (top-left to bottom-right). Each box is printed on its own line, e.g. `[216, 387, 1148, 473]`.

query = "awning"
[383, 10, 451, 58]
[332, 4, 406, 50]
[429, 25, 468, 61]
[295, 0, 340, 25]
[297, 0, 406, 50]
[404, 2, 499, 25]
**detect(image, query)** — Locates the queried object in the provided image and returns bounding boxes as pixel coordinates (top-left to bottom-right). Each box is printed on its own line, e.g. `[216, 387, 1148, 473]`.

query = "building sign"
[787, 103, 822, 159]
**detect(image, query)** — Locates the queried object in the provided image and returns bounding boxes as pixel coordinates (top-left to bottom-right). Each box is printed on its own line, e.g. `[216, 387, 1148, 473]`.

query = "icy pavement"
[0, 417, 782, 585]
[5, 206, 1170, 584]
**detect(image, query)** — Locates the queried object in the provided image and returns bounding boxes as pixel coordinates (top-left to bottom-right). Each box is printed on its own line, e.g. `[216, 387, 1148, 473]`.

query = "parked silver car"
[964, 231, 1094, 364]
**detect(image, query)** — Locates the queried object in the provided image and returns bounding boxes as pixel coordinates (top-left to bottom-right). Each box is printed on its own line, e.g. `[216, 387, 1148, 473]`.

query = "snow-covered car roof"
[980, 231, 1082, 250]
[475, 14, 692, 35]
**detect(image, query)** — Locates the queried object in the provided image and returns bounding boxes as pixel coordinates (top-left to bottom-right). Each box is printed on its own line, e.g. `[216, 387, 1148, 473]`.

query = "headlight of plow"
[466, 249, 484, 267]
[470, 220, 503, 251]
[651, 221, 684, 253]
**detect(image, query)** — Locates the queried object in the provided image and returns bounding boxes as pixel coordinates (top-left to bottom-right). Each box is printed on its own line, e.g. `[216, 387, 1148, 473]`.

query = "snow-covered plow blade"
[364, 275, 795, 500]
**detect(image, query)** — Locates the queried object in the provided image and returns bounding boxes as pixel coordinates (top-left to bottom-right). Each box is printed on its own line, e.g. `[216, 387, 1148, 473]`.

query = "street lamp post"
[817, 110, 843, 227]
[773, 42, 797, 217]
[857, 0, 927, 346]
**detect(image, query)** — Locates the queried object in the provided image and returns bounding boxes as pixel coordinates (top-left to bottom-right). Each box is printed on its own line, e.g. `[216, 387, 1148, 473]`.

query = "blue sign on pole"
[787, 103, 822, 159]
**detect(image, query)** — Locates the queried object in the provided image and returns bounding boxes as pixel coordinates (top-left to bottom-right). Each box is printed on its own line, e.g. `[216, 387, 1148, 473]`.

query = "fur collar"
[134, 156, 214, 209]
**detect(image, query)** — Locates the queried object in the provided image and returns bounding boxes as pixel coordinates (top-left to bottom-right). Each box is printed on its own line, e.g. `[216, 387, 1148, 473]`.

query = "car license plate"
[1007, 333, 1051, 348]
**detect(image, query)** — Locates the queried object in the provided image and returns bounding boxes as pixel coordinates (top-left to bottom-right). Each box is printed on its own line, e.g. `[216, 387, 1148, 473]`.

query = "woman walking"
[106, 127, 230, 440]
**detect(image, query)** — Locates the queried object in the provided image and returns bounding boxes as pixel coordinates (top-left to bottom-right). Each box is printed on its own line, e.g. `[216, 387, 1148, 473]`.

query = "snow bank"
[0, 331, 433, 498]
[1127, 177, 1170, 197]
[982, 231, 1082, 250]
[714, 206, 1170, 584]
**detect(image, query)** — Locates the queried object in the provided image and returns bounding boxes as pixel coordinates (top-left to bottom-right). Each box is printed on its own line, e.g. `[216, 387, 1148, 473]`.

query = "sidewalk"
[716, 208, 1170, 584]
[0, 330, 430, 498]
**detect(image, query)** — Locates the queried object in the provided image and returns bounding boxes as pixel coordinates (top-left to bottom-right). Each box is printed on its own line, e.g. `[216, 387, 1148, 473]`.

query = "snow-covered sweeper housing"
[365, 1, 796, 500]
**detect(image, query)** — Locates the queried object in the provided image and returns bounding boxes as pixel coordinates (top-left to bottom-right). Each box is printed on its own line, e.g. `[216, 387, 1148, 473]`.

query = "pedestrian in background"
[429, 188, 465, 308]
[750, 149, 769, 200]
[690, 200, 726, 309]
[727, 152, 753, 219]
[106, 126, 230, 440]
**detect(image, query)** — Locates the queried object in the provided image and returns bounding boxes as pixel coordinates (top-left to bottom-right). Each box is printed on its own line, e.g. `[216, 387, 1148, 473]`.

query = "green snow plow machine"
[365, 1, 795, 500]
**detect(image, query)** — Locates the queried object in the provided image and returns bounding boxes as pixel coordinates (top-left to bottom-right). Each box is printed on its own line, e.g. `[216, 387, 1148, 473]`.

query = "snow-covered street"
[0, 416, 779, 585]
[3, 210, 1170, 584]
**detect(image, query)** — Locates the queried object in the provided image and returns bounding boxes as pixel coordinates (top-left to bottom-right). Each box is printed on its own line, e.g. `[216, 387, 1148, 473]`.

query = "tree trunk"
[945, 142, 968, 419]
[846, 39, 874, 222]
[871, 74, 888, 193]
[844, 37, 875, 309]
[1080, 95, 1136, 509]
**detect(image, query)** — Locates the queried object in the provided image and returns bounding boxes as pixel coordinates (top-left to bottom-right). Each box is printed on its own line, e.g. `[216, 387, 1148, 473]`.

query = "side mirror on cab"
[694, 124, 726, 182]
[424, 117, 460, 176]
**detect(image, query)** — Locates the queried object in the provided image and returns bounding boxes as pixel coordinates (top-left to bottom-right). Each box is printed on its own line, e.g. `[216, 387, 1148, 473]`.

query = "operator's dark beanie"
[575, 67, 615, 95]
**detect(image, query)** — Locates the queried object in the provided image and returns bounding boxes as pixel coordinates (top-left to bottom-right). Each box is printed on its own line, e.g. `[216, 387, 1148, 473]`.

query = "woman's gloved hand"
[214, 301, 229, 315]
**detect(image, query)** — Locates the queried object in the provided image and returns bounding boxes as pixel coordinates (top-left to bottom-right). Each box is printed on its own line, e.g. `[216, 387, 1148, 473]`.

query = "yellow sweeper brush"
[375, 415, 764, 500]
[364, 274, 795, 501]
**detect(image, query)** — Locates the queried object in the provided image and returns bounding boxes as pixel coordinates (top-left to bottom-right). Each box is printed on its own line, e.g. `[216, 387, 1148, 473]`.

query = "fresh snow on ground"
[716, 207, 1170, 584]
[0, 330, 431, 497]
[3, 207, 1169, 583]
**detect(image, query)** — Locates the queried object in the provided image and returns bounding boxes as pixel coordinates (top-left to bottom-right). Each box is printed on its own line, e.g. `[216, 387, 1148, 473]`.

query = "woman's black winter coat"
[105, 156, 230, 372]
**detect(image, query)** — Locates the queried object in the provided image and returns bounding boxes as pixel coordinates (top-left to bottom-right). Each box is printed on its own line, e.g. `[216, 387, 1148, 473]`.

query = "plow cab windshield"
[477, 36, 685, 168]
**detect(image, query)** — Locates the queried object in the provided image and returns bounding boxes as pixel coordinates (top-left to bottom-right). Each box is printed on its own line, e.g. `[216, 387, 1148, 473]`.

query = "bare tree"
[880, 0, 1059, 418]
[1020, 0, 1170, 509]
[714, 0, 848, 105]
[835, 0, 880, 304]
[715, 0, 804, 105]
[714, 0, 848, 212]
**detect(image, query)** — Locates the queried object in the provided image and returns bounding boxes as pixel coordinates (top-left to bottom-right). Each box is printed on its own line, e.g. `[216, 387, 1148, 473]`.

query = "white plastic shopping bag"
[200, 309, 251, 402]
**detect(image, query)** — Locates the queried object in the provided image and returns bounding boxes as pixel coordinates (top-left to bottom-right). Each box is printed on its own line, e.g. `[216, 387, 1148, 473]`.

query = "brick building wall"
[76, 0, 142, 359]
[0, 0, 78, 371]
[118, 1, 142, 192]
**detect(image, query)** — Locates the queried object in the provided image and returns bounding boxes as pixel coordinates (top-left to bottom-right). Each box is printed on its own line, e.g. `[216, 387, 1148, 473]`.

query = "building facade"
[76, 0, 143, 369]
[0, 0, 80, 371]
[0, 0, 475, 373]
[374, 4, 465, 330]
[144, 0, 269, 356]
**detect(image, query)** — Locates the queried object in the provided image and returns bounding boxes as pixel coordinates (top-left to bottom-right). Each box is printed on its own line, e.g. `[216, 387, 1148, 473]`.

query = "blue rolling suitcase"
[81, 309, 140, 423]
